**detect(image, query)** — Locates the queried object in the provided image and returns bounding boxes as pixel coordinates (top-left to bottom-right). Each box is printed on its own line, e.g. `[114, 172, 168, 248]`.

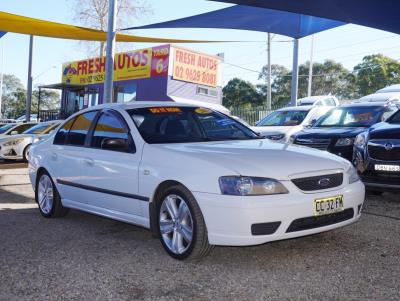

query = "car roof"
[297, 95, 335, 103]
[358, 92, 400, 102]
[376, 84, 400, 93]
[339, 102, 388, 108]
[276, 105, 314, 111]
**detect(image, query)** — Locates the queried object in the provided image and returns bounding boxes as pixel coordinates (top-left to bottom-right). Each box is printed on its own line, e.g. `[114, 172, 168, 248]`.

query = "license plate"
[375, 164, 400, 172]
[314, 195, 344, 216]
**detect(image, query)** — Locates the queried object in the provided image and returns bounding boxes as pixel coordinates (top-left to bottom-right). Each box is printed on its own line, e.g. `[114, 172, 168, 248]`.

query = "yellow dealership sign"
[173, 47, 220, 87]
[62, 45, 170, 85]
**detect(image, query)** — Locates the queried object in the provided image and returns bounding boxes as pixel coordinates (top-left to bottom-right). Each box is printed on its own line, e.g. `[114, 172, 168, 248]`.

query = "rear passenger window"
[54, 118, 75, 145]
[90, 111, 133, 152]
[66, 111, 97, 146]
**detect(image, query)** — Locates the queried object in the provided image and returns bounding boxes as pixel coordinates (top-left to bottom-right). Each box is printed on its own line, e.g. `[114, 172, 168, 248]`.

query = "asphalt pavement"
[0, 166, 399, 300]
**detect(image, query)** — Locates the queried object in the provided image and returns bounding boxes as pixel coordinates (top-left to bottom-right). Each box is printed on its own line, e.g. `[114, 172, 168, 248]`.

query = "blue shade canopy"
[0, 32, 6, 38]
[210, 0, 400, 35]
[125, 5, 346, 39]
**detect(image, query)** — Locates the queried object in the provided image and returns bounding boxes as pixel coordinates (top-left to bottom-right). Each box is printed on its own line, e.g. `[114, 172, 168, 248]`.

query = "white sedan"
[0, 121, 61, 161]
[28, 102, 365, 260]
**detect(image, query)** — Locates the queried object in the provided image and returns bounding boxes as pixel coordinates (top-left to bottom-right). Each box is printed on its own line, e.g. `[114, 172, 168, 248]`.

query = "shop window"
[196, 86, 217, 97]
[114, 83, 137, 103]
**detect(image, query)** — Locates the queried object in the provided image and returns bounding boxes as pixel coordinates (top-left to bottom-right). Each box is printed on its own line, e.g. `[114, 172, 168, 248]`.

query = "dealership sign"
[62, 45, 170, 85]
[173, 47, 220, 87]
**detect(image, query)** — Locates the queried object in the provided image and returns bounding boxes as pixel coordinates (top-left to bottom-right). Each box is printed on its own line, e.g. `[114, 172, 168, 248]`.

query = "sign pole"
[266, 33, 272, 111]
[307, 35, 314, 97]
[103, 0, 117, 104]
[290, 39, 299, 106]
[26, 35, 34, 122]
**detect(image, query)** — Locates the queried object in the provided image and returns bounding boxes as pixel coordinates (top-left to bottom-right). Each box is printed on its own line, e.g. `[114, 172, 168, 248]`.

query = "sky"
[1, 0, 400, 90]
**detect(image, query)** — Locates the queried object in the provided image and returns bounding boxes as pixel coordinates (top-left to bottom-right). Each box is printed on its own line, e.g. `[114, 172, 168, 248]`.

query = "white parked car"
[297, 95, 339, 107]
[0, 122, 37, 138]
[358, 91, 400, 103]
[28, 102, 365, 260]
[252, 105, 333, 142]
[0, 121, 61, 161]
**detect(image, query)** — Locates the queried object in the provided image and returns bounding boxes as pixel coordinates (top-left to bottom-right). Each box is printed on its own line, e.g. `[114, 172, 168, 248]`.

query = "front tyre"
[157, 185, 213, 260]
[36, 171, 69, 218]
[23, 144, 31, 162]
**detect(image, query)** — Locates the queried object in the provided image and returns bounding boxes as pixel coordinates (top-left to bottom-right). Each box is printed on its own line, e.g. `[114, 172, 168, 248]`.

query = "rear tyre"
[156, 185, 213, 260]
[35, 171, 69, 218]
[23, 144, 31, 162]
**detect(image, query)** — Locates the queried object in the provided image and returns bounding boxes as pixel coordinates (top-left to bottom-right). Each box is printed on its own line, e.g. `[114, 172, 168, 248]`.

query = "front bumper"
[0, 144, 23, 160]
[194, 180, 365, 246]
[354, 148, 400, 190]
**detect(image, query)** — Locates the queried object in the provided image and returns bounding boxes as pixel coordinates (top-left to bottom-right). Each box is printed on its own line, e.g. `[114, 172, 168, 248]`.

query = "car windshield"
[315, 106, 382, 127]
[128, 106, 260, 144]
[23, 123, 56, 134]
[257, 110, 309, 126]
[0, 124, 15, 134]
[388, 109, 400, 124]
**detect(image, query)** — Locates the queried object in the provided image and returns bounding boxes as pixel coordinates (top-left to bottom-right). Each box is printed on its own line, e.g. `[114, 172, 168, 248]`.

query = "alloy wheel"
[159, 194, 194, 255]
[37, 174, 54, 214]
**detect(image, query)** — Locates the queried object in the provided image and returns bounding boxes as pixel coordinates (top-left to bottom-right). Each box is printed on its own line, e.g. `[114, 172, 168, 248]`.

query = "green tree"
[354, 54, 400, 96]
[222, 78, 263, 108]
[32, 89, 60, 111]
[1, 74, 26, 119]
[258, 60, 356, 103]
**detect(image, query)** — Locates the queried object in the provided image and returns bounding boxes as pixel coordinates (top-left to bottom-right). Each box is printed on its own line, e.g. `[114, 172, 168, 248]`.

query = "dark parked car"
[290, 102, 398, 161]
[353, 108, 400, 192]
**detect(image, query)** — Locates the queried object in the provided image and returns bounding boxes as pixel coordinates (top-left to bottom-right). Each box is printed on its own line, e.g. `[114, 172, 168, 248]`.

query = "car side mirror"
[10, 131, 18, 135]
[307, 119, 317, 128]
[101, 138, 129, 152]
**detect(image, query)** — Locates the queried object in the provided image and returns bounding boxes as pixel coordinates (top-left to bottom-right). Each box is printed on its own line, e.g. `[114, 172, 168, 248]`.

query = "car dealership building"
[39, 44, 224, 119]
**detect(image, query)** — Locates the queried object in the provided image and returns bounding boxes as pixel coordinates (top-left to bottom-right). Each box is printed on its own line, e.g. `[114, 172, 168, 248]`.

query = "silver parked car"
[0, 121, 61, 161]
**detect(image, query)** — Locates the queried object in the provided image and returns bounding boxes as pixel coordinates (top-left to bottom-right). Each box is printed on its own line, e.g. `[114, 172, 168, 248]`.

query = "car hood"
[154, 139, 350, 180]
[251, 125, 297, 135]
[0, 134, 35, 142]
[368, 122, 400, 139]
[295, 127, 368, 139]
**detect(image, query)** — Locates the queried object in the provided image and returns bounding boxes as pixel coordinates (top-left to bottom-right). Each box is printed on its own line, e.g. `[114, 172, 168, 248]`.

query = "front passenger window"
[66, 111, 97, 146]
[91, 111, 133, 152]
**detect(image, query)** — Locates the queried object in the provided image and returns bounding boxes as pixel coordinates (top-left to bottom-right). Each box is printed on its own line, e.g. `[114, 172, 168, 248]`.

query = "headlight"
[2, 138, 25, 147]
[335, 138, 354, 147]
[265, 133, 285, 141]
[219, 176, 289, 196]
[346, 165, 360, 184]
[354, 133, 367, 148]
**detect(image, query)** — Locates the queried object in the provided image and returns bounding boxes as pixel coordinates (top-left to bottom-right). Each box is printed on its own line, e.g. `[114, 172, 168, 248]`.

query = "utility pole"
[26, 35, 34, 122]
[103, 0, 118, 104]
[290, 39, 299, 106]
[266, 33, 272, 111]
[0, 40, 4, 119]
[307, 35, 314, 97]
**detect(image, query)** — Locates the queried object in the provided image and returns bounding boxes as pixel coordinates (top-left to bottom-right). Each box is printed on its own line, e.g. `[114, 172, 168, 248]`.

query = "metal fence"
[230, 105, 284, 125]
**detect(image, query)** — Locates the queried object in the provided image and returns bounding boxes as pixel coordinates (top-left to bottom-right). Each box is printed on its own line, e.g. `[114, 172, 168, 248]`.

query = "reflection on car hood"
[295, 127, 368, 139]
[368, 122, 400, 139]
[0, 134, 37, 143]
[251, 125, 295, 134]
[152, 139, 350, 180]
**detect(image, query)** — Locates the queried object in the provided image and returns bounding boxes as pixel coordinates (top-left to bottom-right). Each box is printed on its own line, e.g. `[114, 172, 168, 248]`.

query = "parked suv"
[290, 102, 398, 161]
[354, 108, 400, 192]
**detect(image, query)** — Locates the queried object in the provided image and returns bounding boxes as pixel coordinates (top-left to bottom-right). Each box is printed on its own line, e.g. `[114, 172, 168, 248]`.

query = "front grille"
[291, 173, 343, 191]
[368, 144, 400, 161]
[362, 170, 400, 186]
[286, 208, 354, 232]
[294, 138, 331, 150]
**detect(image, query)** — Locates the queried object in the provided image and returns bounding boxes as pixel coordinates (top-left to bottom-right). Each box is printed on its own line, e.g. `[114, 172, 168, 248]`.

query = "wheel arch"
[149, 179, 186, 238]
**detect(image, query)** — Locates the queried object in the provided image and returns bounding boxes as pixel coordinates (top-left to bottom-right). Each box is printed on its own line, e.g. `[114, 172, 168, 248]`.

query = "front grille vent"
[294, 138, 331, 150]
[292, 173, 343, 191]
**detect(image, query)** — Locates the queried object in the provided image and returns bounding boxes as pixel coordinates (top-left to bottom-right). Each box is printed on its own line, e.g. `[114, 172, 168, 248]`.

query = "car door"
[50, 110, 98, 204]
[76, 109, 143, 217]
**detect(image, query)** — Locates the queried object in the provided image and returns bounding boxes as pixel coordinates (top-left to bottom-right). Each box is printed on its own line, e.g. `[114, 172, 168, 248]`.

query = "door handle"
[83, 158, 95, 166]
